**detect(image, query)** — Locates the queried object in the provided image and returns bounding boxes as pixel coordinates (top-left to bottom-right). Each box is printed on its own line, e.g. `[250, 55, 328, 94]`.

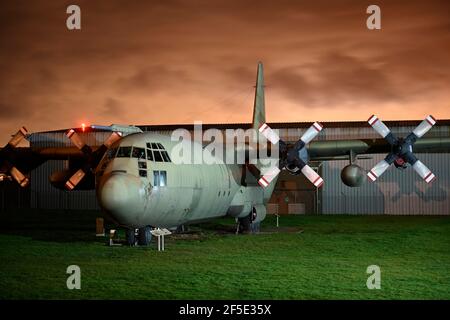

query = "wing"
[308, 137, 450, 161]
[307, 115, 450, 185]
[249, 116, 450, 188]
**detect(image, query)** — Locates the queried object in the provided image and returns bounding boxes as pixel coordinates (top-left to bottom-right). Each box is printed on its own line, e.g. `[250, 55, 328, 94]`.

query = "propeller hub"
[367, 115, 436, 183]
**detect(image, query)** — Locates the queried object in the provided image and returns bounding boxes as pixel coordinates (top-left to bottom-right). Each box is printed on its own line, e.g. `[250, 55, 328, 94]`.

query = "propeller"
[256, 122, 324, 188]
[0, 127, 30, 187]
[64, 129, 122, 190]
[367, 115, 437, 183]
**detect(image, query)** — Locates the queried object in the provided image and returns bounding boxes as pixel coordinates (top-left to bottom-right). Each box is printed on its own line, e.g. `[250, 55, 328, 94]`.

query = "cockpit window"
[146, 142, 171, 163]
[117, 146, 132, 158]
[146, 149, 154, 161]
[161, 151, 171, 162]
[132, 147, 146, 159]
[106, 147, 118, 160]
[153, 150, 163, 162]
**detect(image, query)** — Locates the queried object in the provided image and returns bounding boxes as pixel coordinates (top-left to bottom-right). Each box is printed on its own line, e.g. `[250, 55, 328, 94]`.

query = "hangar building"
[2, 120, 449, 215]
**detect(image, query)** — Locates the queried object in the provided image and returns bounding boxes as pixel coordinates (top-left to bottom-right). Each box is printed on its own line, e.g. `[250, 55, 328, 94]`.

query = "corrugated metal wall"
[28, 124, 450, 214]
[320, 125, 450, 215]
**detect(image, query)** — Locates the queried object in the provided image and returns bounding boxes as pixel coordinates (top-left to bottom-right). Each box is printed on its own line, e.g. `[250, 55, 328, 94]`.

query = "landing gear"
[237, 213, 251, 234]
[176, 225, 187, 233]
[237, 210, 261, 234]
[125, 228, 137, 246]
[125, 226, 152, 246]
[138, 226, 152, 246]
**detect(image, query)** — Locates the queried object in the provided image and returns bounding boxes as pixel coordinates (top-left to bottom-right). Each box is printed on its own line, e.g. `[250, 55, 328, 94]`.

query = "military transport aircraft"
[1, 62, 449, 245]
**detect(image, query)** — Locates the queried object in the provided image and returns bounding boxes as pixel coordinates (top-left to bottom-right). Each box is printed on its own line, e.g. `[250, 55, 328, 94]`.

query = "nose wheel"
[125, 226, 152, 246]
[236, 212, 261, 234]
[125, 228, 137, 246]
[138, 226, 152, 246]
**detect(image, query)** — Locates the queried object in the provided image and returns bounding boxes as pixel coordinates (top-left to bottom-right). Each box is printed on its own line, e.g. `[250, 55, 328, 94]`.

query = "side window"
[117, 146, 132, 158]
[138, 162, 147, 169]
[153, 171, 159, 186]
[153, 170, 167, 187]
[132, 147, 146, 159]
[159, 171, 167, 186]
[139, 170, 147, 177]
[151, 143, 158, 149]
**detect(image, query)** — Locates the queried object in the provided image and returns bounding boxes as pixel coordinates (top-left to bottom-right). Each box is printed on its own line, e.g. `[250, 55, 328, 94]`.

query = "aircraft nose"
[99, 173, 144, 225]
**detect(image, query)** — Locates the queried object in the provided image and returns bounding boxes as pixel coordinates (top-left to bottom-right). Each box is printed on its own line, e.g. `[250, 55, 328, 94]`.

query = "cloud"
[0, 0, 449, 144]
[115, 65, 190, 93]
[269, 53, 402, 107]
[103, 98, 122, 114]
[0, 103, 29, 119]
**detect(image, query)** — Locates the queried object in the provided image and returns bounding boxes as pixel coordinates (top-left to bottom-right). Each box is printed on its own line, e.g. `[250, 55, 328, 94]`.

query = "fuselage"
[96, 132, 276, 228]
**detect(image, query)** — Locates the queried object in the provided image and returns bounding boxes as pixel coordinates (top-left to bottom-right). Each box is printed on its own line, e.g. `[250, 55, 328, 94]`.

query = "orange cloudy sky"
[0, 0, 449, 144]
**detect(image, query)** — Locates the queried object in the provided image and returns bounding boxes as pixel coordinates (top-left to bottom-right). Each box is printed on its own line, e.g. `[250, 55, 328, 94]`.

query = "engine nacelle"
[341, 164, 366, 187]
[49, 170, 95, 190]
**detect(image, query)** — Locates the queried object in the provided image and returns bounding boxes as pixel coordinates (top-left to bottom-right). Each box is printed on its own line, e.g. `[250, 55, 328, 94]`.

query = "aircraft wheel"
[138, 226, 152, 246]
[238, 214, 252, 234]
[125, 228, 136, 246]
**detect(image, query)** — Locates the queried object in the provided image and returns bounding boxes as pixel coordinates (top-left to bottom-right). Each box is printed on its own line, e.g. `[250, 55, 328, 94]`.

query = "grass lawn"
[0, 209, 449, 299]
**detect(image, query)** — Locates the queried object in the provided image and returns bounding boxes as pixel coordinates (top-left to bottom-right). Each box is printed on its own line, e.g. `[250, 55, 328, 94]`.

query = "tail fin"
[252, 62, 266, 132]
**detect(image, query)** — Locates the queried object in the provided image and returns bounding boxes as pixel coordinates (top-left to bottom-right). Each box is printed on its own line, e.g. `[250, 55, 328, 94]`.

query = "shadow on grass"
[1, 209, 447, 243]
[0, 209, 111, 243]
[0, 209, 239, 243]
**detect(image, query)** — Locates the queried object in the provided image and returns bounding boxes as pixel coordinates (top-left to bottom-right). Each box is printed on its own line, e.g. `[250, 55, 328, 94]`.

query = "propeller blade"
[258, 166, 281, 188]
[412, 160, 436, 184]
[300, 165, 324, 188]
[367, 115, 392, 138]
[300, 122, 323, 145]
[367, 115, 398, 145]
[64, 129, 121, 191]
[66, 129, 92, 153]
[412, 115, 436, 138]
[9, 166, 29, 187]
[0, 174, 12, 182]
[93, 132, 123, 161]
[65, 168, 86, 190]
[258, 123, 280, 144]
[103, 132, 122, 148]
[246, 163, 261, 179]
[8, 127, 28, 148]
[367, 159, 391, 182]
